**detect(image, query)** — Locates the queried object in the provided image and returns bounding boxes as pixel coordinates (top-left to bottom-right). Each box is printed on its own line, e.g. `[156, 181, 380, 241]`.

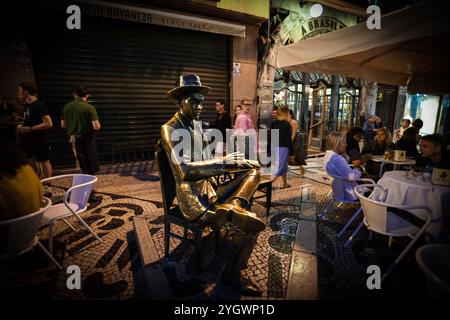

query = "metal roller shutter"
[30, 13, 230, 168]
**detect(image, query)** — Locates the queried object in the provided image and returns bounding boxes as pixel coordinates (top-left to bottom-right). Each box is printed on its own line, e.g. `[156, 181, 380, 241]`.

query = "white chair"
[321, 171, 375, 245]
[415, 244, 450, 299]
[40, 174, 102, 255]
[0, 197, 62, 269]
[354, 184, 432, 282]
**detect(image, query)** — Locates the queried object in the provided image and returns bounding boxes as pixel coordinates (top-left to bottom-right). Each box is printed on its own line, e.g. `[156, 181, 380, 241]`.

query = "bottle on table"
[422, 163, 433, 182]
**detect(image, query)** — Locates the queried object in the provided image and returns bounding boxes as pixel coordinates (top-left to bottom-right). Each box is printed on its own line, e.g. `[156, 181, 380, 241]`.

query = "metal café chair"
[40, 174, 102, 255]
[321, 171, 375, 246]
[354, 184, 432, 282]
[0, 197, 62, 269]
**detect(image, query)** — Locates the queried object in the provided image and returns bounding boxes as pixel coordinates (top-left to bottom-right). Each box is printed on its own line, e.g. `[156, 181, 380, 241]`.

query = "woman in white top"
[323, 132, 362, 201]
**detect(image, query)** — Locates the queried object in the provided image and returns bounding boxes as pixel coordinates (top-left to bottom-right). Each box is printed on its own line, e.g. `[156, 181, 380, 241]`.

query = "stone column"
[360, 80, 378, 118]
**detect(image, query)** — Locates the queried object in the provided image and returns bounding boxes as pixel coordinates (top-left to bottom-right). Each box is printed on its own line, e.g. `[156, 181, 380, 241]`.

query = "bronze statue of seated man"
[160, 74, 266, 296]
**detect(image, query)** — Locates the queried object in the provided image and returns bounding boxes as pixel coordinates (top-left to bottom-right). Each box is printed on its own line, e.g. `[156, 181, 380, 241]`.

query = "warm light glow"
[310, 3, 323, 18]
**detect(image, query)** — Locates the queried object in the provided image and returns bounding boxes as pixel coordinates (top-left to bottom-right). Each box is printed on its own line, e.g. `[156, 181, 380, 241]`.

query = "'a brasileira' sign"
[299, 16, 347, 39]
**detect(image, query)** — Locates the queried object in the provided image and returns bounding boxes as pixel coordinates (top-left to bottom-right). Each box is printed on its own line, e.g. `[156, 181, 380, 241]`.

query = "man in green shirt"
[61, 85, 102, 202]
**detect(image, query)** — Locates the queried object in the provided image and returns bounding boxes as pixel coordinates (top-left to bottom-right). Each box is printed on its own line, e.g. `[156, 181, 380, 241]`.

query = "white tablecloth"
[377, 171, 450, 239]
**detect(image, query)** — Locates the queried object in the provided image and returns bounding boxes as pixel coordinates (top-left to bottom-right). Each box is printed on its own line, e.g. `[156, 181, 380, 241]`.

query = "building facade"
[1, 0, 268, 167]
[257, 0, 365, 155]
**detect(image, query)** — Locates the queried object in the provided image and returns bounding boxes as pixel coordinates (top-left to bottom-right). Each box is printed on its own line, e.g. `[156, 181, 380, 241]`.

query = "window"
[404, 94, 440, 135]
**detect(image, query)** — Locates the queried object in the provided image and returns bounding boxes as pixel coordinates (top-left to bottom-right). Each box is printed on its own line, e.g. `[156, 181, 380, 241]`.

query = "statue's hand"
[223, 152, 261, 169]
[224, 152, 245, 165]
[243, 159, 261, 168]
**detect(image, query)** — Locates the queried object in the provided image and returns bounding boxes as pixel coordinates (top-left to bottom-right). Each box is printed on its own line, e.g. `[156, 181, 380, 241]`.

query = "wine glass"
[404, 166, 414, 179]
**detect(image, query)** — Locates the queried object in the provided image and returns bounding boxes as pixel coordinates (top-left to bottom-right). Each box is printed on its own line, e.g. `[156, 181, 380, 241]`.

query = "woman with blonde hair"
[270, 106, 292, 188]
[323, 132, 362, 201]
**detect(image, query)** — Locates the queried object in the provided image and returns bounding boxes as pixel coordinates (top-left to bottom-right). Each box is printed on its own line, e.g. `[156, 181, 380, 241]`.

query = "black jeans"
[75, 133, 100, 175]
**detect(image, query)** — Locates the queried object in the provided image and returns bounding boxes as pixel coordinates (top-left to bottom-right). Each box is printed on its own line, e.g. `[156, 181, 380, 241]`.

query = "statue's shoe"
[215, 203, 266, 232]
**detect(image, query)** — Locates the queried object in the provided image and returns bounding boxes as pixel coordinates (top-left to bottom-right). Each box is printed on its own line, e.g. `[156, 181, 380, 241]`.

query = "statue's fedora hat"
[167, 74, 211, 101]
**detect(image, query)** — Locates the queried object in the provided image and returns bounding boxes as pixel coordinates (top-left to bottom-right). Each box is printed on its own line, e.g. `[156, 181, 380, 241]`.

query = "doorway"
[308, 83, 328, 153]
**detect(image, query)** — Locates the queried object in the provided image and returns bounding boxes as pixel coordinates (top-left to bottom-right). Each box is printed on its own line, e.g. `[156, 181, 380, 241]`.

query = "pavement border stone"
[133, 216, 172, 299]
[286, 186, 318, 299]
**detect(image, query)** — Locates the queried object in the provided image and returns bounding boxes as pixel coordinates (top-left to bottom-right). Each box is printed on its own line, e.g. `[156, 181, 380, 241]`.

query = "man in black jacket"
[212, 99, 231, 155]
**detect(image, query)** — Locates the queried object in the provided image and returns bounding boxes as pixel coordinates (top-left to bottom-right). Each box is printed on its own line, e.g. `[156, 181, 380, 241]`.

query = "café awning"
[277, 1, 450, 93]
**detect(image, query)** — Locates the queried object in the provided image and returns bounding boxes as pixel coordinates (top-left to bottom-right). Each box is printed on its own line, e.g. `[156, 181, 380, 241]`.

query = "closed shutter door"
[30, 13, 230, 168]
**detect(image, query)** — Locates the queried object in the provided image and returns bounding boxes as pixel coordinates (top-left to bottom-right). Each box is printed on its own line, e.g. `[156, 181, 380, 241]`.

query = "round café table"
[376, 171, 450, 240]
[370, 155, 416, 178]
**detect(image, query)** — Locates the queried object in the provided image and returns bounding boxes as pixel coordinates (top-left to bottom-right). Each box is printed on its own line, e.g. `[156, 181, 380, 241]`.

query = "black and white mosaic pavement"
[0, 161, 431, 300]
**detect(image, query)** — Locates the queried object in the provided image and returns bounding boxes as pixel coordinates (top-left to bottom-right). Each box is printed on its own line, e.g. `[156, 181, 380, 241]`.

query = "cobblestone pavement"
[0, 160, 429, 300]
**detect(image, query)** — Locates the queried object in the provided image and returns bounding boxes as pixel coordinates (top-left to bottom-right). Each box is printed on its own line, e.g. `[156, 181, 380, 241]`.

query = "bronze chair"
[155, 143, 220, 273]
[252, 176, 272, 216]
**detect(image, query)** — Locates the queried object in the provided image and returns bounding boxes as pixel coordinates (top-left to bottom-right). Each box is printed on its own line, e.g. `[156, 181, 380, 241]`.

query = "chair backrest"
[155, 141, 177, 213]
[415, 244, 450, 298]
[356, 184, 433, 236]
[354, 184, 389, 233]
[325, 171, 358, 203]
[0, 197, 51, 257]
[69, 174, 97, 209]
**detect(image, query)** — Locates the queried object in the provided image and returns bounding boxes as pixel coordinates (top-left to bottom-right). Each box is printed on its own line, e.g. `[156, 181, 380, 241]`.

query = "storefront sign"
[272, 0, 358, 43]
[299, 16, 347, 39]
[77, 0, 246, 37]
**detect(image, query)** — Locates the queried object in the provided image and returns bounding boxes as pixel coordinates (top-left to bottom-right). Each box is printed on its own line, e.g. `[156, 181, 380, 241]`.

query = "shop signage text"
[74, 0, 245, 37]
[300, 16, 346, 39]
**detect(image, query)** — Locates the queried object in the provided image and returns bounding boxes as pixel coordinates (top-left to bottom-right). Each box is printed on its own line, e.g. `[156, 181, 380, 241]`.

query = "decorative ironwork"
[212, 172, 234, 186]
[291, 71, 304, 84]
[274, 68, 284, 82]
[339, 76, 361, 89]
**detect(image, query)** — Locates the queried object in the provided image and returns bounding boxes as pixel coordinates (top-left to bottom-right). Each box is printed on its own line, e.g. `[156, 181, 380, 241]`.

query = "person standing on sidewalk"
[288, 109, 306, 175]
[270, 106, 292, 188]
[16, 82, 53, 195]
[212, 98, 231, 156]
[234, 97, 254, 133]
[61, 85, 102, 203]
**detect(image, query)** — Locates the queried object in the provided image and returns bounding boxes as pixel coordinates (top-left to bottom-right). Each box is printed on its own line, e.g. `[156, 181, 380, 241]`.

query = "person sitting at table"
[392, 118, 411, 144]
[362, 127, 393, 177]
[323, 132, 362, 201]
[362, 127, 392, 156]
[412, 118, 424, 144]
[394, 127, 420, 160]
[417, 134, 450, 169]
[0, 137, 44, 222]
[346, 127, 368, 167]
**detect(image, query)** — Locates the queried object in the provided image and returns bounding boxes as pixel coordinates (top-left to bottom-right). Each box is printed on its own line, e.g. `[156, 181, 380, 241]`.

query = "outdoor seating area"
[1, 0, 450, 310]
[1, 156, 449, 301]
